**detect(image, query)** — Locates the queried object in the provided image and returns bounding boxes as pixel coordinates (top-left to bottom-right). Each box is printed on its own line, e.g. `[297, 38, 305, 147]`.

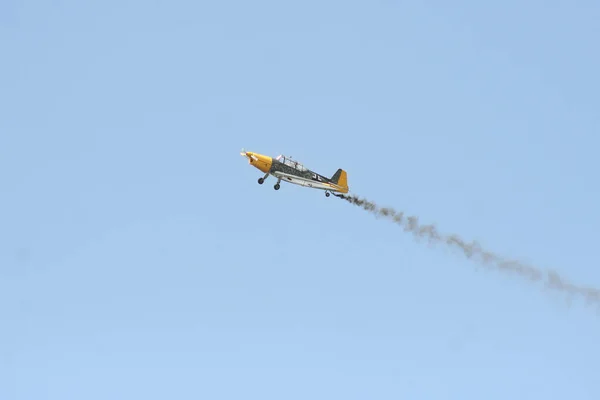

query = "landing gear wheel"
[258, 178, 264, 184]
[325, 192, 330, 197]
[274, 183, 280, 190]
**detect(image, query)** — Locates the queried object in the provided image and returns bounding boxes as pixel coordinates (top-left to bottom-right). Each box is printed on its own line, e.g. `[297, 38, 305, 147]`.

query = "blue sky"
[2, 0, 600, 398]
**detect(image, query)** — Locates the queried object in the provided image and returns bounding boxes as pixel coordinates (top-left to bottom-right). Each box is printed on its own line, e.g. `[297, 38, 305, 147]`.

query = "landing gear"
[325, 191, 330, 197]
[274, 178, 281, 190]
[257, 173, 269, 185]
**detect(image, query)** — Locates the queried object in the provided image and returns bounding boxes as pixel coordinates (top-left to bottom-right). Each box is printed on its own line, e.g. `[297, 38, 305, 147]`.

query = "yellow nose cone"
[244, 152, 272, 173]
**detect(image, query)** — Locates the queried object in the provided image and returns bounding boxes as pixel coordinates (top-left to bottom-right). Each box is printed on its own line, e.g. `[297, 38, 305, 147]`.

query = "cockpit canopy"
[276, 155, 307, 172]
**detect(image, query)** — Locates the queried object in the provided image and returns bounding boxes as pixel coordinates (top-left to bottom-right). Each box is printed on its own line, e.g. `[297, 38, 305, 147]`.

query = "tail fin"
[330, 168, 348, 191]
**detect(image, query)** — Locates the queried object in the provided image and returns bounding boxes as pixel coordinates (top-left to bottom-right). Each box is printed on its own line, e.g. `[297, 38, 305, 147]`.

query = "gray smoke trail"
[335, 193, 600, 308]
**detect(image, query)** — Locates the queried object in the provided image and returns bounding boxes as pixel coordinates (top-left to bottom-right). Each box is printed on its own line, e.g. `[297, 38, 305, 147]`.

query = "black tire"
[325, 192, 330, 197]
[274, 183, 280, 190]
[258, 178, 264, 184]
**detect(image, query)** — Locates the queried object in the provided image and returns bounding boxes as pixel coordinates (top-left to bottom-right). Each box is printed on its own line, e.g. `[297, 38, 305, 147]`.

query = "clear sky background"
[2, 0, 600, 399]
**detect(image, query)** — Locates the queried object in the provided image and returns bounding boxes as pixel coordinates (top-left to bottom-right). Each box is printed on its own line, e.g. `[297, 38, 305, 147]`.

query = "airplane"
[240, 149, 349, 197]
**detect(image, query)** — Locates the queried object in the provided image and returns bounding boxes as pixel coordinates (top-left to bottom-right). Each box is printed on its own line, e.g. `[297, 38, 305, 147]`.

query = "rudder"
[330, 168, 348, 191]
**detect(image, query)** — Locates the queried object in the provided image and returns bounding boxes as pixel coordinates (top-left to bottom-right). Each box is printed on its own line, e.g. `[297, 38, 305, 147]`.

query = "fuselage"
[269, 158, 342, 191]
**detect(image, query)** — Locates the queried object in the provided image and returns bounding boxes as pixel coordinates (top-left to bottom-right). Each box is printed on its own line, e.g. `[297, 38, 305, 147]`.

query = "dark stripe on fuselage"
[269, 159, 333, 184]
